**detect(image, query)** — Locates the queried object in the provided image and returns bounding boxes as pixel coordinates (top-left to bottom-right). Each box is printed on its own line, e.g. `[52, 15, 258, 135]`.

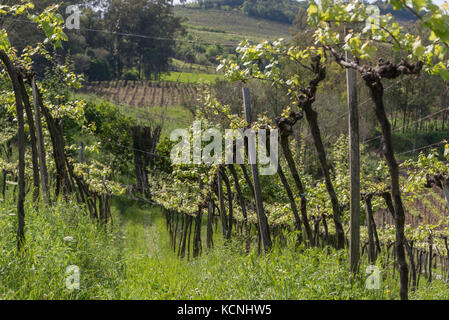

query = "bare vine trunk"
[0, 50, 26, 250]
[280, 137, 312, 245]
[228, 164, 250, 252]
[31, 77, 50, 204]
[35, 85, 71, 198]
[207, 200, 214, 250]
[131, 126, 161, 199]
[217, 170, 228, 239]
[303, 104, 345, 249]
[366, 78, 409, 300]
[193, 207, 202, 258]
[364, 196, 376, 264]
[277, 164, 303, 244]
[18, 77, 40, 202]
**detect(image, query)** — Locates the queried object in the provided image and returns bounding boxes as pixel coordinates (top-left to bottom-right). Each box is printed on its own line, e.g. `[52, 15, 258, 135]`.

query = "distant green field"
[160, 71, 223, 83]
[171, 58, 216, 74]
[174, 7, 292, 46]
[76, 92, 194, 138]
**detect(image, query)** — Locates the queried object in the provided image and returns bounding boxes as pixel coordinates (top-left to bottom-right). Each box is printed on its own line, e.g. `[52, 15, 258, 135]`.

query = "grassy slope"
[171, 58, 217, 74]
[2, 195, 447, 299]
[174, 7, 292, 46]
[76, 93, 194, 138]
[160, 71, 223, 83]
[0, 197, 123, 299]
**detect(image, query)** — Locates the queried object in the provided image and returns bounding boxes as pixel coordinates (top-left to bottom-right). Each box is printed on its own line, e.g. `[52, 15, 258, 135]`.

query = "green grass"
[160, 71, 223, 84]
[2, 194, 449, 300]
[115, 199, 449, 300]
[0, 197, 123, 299]
[115, 103, 194, 138]
[75, 93, 194, 138]
[171, 58, 217, 74]
[174, 7, 291, 46]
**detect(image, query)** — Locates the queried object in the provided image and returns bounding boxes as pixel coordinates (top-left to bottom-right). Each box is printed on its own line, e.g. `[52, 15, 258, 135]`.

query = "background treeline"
[2, 0, 185, 82]
[1, 0, 419, 83]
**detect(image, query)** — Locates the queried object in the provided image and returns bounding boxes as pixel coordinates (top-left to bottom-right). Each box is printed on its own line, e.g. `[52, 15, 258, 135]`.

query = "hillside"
[173, 0, 417, 47]
[176, 0, 305, 24]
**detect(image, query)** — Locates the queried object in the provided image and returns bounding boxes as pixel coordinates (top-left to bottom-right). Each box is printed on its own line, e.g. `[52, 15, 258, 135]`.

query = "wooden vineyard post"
[242, 87, 271, 252]
[346, 38, 360, 274]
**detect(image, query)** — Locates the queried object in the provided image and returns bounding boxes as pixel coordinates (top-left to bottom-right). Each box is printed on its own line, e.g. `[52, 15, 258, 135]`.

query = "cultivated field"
[81, 80, 206, 109]
[174, 7, 292, 45]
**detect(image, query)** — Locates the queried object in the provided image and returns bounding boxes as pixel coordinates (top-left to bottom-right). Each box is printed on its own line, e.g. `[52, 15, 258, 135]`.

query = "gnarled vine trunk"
[35, 85, 72, 198]
[303, 103, 345, 249]
[18, 77, 40, 202]
[279, 136, 312, 245]
[31, 76, 50, 204]
[367, 77, 409, 300]
[220, 168, 233, 240]
[0, 50, 26, 250]
[228, 164, 250, 252]
[329, 47, 423, 300]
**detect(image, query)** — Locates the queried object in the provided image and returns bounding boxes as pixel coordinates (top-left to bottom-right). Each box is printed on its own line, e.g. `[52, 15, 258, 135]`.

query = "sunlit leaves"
[29, 4, 67, 49]
[412, 37, 426, 58]
[307, 4, 320, 25]
[360, 41, 378, 59]
[0, 0, 71, 77]
[219, 38, 326, 120]
[390, 0, 403, 10]
[219, 38, 312, 87]
[72, 159, 125, 196]
[308, 0, 449, 78]
[0, 30, 10, 52]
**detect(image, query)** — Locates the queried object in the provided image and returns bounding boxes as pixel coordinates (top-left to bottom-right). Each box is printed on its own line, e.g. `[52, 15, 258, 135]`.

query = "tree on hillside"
[102, 0, 185, 80]
[1, 1, 185, 80]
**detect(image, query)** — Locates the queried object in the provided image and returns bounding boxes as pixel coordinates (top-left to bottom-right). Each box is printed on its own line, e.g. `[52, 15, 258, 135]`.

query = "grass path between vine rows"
[113, 199, 449, 300]
[2, 197, 446, 300]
